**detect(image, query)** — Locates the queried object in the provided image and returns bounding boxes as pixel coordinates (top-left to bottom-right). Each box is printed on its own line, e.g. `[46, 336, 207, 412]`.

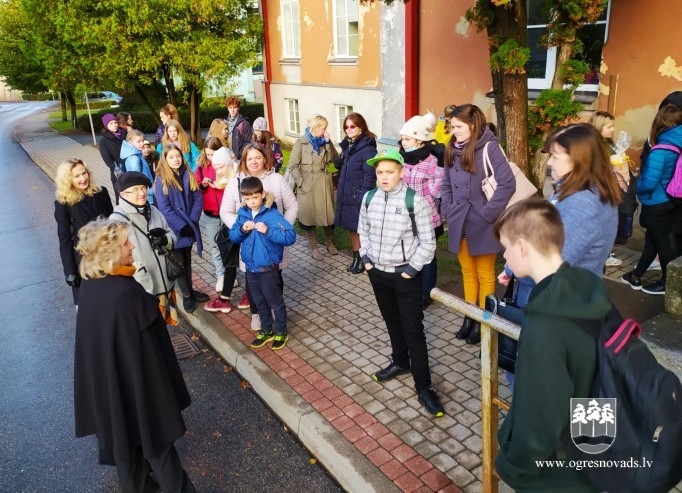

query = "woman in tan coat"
[288, 115, 339, 259]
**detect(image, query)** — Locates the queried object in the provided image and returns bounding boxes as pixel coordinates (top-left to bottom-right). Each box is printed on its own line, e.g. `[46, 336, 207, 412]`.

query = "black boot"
[350, 252, 365, 274]
[466, 321, 481, 345]
[347, 252, 360, 272]
[455, 316, 473, 340]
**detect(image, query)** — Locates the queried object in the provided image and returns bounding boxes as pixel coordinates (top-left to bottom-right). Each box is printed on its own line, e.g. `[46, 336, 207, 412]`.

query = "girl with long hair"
[153, 144, 208, 313]
[155, 103, 180, 145]
[157, 119, 200, 172]
[441, 104, 515, 344]
[252, 117, 284, 172]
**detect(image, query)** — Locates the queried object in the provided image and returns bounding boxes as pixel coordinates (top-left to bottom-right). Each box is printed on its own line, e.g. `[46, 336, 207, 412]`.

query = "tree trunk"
[487, 0, 529, 172]
[551, 40, 573, 89]
[162, 62, 177, 107]
[133, 83, 161, 123]
[189, 86, 202, 145]
[60, 91, 67, 121]
[66, 91, 77, 128]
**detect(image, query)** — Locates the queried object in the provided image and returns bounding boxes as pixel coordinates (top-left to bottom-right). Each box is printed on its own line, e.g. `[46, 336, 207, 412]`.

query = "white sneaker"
[215, 277, 224, 293]
[605, 254, 623, 267]
[251, 313, 261, 331]
[647, 259, 661, 271]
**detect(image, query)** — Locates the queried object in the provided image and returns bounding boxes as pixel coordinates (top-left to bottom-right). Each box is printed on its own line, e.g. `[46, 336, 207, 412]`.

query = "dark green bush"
[22, 93, 54, 101]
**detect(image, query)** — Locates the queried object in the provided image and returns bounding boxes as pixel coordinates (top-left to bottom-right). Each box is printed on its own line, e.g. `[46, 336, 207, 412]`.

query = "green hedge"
[75, 103, 264, 135]
[22, 93, 54, 101]
[75, 101, 119, 111]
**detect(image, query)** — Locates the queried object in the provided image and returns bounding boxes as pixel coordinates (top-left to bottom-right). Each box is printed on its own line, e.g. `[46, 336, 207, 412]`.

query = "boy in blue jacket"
[229, 177, 297, 350]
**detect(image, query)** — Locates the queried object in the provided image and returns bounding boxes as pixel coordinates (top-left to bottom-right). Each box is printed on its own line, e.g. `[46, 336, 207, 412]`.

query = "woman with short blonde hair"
[288, 114, 339, 259]
[54, 158, 113, 306]
[73, 217, 195, 492]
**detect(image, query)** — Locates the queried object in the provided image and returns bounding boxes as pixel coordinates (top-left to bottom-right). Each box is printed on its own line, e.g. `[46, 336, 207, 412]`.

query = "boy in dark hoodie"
[229, 177, 296, 351]
[494, 198, 609, 493]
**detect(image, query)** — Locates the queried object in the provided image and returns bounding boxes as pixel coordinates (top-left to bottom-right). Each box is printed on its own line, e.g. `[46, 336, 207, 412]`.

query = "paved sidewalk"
[17, 109, 681, 493]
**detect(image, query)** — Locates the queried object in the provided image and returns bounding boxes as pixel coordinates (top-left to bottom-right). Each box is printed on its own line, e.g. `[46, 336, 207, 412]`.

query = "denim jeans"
[200, 212, 224, 279]
[246, 270, 287, 335]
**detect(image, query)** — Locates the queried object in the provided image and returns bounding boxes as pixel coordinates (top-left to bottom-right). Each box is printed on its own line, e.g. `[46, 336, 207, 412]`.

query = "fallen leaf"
[224, 365, 234, 373]
[213, 430, 222, 438]
[309, 458, 318, 464]
[239, 380, 251, 389]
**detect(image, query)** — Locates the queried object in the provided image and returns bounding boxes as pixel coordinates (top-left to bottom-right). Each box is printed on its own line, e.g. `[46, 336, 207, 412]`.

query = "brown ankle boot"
[324, 226, 338, 255]
[306, 230, 323, 260]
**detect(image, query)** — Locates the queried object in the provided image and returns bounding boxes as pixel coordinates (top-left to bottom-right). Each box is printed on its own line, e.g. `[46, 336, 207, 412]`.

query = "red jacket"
[195, 164, 224, 215]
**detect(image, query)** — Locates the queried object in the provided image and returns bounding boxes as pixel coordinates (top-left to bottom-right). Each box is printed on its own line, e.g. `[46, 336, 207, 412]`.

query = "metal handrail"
[430, 288, 522, 493]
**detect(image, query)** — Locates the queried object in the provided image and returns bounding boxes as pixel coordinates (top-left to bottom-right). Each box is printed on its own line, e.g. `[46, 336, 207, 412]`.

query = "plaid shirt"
[358, 183, 436, 277]
[401, 153, 443, 228]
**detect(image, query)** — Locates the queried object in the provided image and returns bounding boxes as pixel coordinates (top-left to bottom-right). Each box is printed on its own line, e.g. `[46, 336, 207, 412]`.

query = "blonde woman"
[288, 114, 339, 260]
[156, 119, 200, 172]
[53, 158, 113, 306]
[73, 218, 195, 493]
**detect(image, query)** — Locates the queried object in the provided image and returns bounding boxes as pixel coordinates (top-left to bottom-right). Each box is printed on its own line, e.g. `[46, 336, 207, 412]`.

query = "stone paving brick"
[413, 440, 441, 459]
[367, 447, 393, 468]
[354, 436, 380, 455]
[454, 449, 482, 470]
[446, 465, 477, 489]
[375, 409, 400, 427]
[401, 430, 426, 448]
[391, 443, 418, 463]
[394, 472, 425, 493]
[422, 467, 452, 492]
[364, 399, 386, 415]
[380, 459, 409, 481]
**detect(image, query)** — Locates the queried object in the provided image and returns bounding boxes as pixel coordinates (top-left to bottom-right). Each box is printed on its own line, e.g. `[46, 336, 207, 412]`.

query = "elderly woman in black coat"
[334, 112, 377, 274]
[53, 158, 113, 307]
[74, 218, 195, 493]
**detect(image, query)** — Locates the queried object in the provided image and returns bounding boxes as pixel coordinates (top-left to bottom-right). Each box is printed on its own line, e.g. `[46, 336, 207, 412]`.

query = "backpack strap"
[605, 318, 641, 354]
[650, 144, 681, 154]
[364, 187, 378, 210]
[405, 187, 417, 237]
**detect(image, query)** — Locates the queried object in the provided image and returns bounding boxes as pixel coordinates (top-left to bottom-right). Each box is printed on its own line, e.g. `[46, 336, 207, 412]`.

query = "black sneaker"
[250, 331, 274, 349]
[183, 296, 195, 313]
[271, 333, 289, 351]
[642, 281, 665, 295]
[373, 362, 411, 383]
[417, 388, 445, 417]
[619, 272, 642, 290]
[190, 289, 210, 302]
[422, 298, 433, 309]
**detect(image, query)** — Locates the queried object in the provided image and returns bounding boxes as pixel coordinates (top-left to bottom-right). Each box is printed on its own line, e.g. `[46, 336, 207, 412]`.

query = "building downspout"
[260, 0, 275, 134]
[404, 0, 419, 118]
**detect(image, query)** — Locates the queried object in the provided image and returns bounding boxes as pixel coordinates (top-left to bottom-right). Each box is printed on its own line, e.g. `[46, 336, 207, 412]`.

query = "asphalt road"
[0, 101, 343, 493]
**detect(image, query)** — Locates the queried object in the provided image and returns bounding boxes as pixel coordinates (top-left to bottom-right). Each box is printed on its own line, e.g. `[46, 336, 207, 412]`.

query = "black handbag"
[485, 276, 524, 374]
[163, 252, 185, 281]
[215, 225, 240, 268]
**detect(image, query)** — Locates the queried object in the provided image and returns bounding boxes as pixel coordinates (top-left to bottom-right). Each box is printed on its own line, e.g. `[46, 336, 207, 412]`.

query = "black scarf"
[400, 143, 433, 165]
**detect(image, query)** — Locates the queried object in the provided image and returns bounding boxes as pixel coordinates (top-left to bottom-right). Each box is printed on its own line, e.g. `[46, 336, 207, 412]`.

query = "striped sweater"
[358, 183, 436, 277]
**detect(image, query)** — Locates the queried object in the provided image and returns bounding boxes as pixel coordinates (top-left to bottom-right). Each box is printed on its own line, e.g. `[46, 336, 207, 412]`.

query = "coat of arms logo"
[570, 398, 617, 454]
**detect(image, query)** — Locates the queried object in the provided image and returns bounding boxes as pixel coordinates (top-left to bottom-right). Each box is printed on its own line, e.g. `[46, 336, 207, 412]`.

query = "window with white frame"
[336, 104, 354, 142]
[527, 0, 610, 91]
[286, 99, 300, 134]
[281, 0, 301, 58]
[333, 0, 359, 58]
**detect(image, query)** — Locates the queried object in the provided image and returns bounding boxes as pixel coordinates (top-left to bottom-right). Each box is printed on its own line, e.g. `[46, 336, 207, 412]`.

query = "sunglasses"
[344, 124, 357, 130]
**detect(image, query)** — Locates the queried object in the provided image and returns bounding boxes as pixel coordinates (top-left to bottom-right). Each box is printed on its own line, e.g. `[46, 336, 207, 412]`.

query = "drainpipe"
[404, 0, 419, 118]
[260, 0, 275, 133]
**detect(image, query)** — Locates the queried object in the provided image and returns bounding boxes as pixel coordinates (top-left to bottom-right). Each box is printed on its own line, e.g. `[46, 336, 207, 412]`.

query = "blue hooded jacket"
[120, 140, 155, 204]
[637, 125, 682, 205]
[229, 193, 296, 273]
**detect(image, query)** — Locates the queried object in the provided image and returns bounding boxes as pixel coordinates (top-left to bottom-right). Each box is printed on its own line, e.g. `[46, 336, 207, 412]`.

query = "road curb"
[184, 306, 400, 493]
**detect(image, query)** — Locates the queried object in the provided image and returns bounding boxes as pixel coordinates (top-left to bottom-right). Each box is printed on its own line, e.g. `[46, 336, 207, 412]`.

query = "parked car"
[82, 91, 122, 105]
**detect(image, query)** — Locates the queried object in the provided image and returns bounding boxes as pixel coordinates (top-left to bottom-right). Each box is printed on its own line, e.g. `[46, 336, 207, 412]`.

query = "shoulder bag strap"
[482, 142, 494, 179]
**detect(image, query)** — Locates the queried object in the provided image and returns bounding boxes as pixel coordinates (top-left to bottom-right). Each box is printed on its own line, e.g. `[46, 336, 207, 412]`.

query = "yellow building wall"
[268, 0, 381, 88]
[596, 1, 682, 149]
[417, 1, 494, 119]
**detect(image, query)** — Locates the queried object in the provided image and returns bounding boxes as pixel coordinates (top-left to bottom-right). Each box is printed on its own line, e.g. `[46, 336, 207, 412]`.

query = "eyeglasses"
[344, 124, 357, 130]
[122, 186, 149, 195]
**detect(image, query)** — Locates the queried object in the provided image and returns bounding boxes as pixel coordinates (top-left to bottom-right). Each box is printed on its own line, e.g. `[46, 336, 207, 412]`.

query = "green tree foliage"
[0, 0, 48, 93]
[53, 0, 262, 142]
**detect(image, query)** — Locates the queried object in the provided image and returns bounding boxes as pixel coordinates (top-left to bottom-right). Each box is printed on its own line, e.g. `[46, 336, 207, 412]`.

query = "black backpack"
[563, 305, 682, 493]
